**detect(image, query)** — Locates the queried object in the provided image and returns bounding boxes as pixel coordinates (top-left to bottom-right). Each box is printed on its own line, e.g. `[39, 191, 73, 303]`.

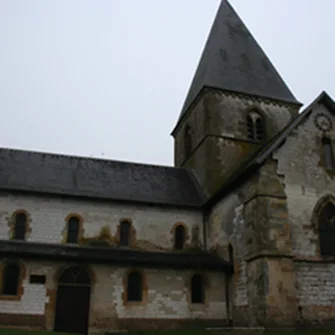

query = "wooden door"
[54, 267, 91, 335]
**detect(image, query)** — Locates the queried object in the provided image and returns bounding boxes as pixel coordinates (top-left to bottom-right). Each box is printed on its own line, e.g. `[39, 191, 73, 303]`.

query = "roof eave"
[0, 188, 204, 210]
[0, 240, 233, 272]
[171, 86, 303, 137]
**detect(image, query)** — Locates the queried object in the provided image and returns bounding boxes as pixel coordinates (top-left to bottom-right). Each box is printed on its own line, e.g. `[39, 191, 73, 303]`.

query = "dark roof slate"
[206, 91, 335, 208]
[0, 148, 204, 207]
[0, 240, 232, 271]
[174, 0, 300, 130]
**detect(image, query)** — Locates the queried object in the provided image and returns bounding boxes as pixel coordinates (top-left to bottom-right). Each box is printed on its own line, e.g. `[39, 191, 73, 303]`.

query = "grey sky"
[0, 0, 334, 166]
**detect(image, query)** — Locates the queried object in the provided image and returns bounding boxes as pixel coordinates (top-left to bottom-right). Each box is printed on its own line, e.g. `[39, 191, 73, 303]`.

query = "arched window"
[255, 117, 265, 141]
[174, 225, 185, 250]
[184, 124, 192, 159]
[322, 137, 335, 170]
[246, 114, 254, 139]
[120, 221, 131, 246]
[228, 244, 234, 263]
[13, 212, 27, 240]
[318, 202, 335, 256]
[66, 216, 80, 244]
[127, 271, 143, 302]
[1, 263, 20, 296]
[191, 274, 205, 304]
[246, 111, 265, 142]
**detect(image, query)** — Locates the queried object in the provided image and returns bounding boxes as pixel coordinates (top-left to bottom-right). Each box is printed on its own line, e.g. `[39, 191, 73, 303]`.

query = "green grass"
[137, 331, 335, 335]
[264, 332, 335, 335]
[136, 331, 335, 335]
[0, 329, 334, 335]
[0, 329, 73, 335]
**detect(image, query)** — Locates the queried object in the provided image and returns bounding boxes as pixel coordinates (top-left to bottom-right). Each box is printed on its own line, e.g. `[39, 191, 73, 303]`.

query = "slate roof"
[205, 91, 335, 208]
[174, 0, 300, 131]
[0, 148, 204, 207]
[0, 240, 232, 271]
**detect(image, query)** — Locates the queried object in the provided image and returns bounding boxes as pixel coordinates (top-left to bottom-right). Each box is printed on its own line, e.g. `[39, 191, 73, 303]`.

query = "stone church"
[0, 0, 334, 334]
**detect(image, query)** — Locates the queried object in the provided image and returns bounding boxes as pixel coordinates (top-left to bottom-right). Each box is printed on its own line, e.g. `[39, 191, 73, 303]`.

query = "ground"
[0, 330, 72, 335]
[0, 329, 335, 335]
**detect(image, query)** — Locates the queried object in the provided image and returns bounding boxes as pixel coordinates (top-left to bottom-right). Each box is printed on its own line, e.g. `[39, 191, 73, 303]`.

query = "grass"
[138, 331, 335, 335]
[266, 333, 335, 335]
[136, 331, 335, 335]
[0, 329, 73, 335]
[0, 329, 334, 335]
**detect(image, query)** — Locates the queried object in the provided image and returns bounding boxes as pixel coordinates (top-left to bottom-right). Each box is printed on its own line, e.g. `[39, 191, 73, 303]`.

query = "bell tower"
[171, 0, 301, 198]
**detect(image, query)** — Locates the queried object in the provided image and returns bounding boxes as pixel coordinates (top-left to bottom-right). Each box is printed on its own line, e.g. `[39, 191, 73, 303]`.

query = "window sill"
[189, 302, 207, 309]
[124, 300, 145, 306]
[0, 295, 21, 301]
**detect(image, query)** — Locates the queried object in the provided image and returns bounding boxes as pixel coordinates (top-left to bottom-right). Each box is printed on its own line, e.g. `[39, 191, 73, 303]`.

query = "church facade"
[0, 0, 335, 334]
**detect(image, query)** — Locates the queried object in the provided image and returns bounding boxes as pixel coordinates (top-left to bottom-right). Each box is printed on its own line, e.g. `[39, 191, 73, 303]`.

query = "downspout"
[226, 245, 234, 326]
[202, 209, 208, 251]
[225, 272, 231, 325]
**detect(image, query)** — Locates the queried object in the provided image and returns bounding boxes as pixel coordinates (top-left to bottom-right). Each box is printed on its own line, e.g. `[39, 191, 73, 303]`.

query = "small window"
[174, 225, 185, 250]
[66, 216, 80, 244]
[246, 111, 265, 142]
[13, 212, 27, 240]
[120, 221, 131, 246]
[191, 274, 205, 304]
[127, 271, 142, 302]
[228, 244, 234, 263]
[322, 137, 335, 170]
[29, 275, 46, 284]
[1, 263, 20, 296]
[184, 124, 192, 159]
[319, 202, 335, 256]
[246, 115, 254, 139]
[255, 117, 265, 141]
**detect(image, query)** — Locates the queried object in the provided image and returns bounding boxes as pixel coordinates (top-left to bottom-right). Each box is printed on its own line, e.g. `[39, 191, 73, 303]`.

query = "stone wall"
[207, 191, 249, 325]
[274, 101, 335, 324]
[173, 90, 299, 197]
[0, 260, 227, 332]
[0, 192, 203, 251]
[207, 156, 298, 327]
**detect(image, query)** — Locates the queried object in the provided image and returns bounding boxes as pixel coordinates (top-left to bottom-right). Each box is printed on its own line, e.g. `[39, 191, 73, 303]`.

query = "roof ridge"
[0, 146, 183, 171]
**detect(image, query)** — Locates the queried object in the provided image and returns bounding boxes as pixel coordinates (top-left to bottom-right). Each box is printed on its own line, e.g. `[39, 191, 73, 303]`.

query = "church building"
[0, 0, 334, 333]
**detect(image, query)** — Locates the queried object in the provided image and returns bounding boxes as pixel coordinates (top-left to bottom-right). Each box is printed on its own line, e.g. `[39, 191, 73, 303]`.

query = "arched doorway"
[54, 266, 91, 335]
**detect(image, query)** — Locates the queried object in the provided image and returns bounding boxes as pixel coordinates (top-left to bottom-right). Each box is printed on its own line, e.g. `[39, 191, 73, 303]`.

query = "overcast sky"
[0, 0, 334, 166]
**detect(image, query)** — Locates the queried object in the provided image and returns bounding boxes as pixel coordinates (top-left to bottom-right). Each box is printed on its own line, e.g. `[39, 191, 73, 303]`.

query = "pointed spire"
[174, 0, 300, 129]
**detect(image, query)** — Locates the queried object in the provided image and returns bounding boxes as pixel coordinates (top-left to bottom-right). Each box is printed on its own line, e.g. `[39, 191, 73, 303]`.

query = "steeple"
[172, 0, 301, 198]
[173, 0, 300, 131]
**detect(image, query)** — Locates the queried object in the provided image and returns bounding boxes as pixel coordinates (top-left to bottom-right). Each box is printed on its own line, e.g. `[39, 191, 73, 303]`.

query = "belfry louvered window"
[246, 111, 265, 142]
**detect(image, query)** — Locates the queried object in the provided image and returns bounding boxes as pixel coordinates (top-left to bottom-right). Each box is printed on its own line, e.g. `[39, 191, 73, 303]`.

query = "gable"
[273, 95, 335, 189]
[205, 91, 335, 209]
